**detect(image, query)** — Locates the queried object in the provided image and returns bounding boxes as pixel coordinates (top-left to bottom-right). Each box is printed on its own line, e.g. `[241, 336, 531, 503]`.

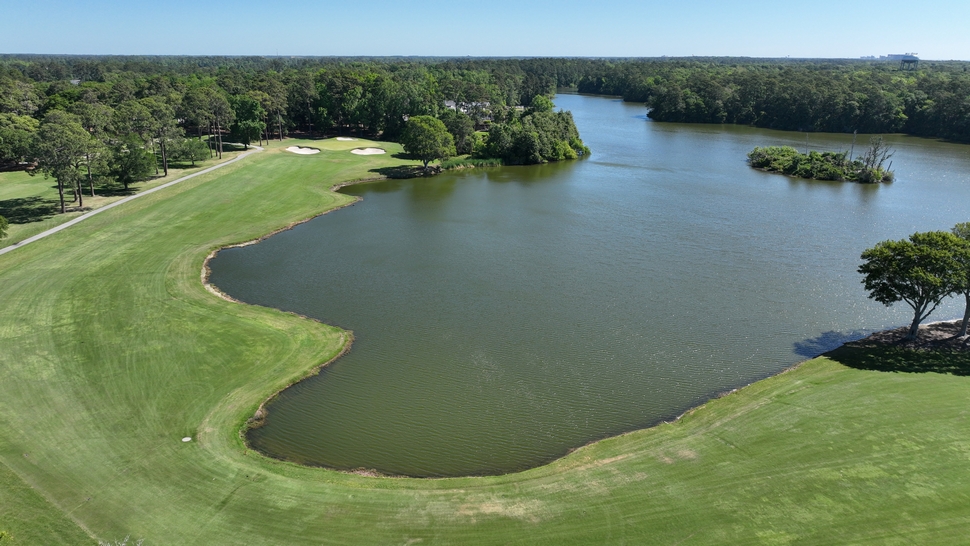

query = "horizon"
[2, 53, 967, 63]
[2, 0, 967, 61]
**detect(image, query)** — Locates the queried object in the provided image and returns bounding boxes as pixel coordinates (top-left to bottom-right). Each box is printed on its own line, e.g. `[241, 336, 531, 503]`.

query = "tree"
[438, 109, 476, 155]
[109, 136, 155, 190]
[254, 72, 287, 141]
[168, 137, 209, 166]
[529, 95, 555, 114]
[856, 136, 895, 183]
[858, 231, 965, 339]
[141, 97, 180, 176]
[400, 115, 455, 169]
[0, 112, 38, 167]
[951, 222, 970, 337]
[32, 110, 92, 213]
[228, 95, 266, 149]
[69, 101, 112, 196]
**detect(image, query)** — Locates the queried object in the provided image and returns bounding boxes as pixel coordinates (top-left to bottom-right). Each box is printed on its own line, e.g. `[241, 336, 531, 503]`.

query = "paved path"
[0, 145, 263, 257]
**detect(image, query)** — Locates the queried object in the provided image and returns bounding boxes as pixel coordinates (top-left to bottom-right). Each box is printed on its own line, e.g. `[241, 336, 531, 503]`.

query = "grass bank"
[1, 138, 969, 544]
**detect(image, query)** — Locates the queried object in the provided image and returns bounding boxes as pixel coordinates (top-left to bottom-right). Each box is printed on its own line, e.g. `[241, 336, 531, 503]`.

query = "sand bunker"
[286, 146, 320, 155]
[351, 147, 386, 155]
[336, 137, 356, 141]
[182, 437, 192, 442]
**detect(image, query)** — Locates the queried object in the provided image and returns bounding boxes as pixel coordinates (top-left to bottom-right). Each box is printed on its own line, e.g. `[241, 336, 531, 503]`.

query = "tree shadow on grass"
[823, 321, 970, 376]
[794, 330, 870, 358]
[0, 196, 60, 223]
[93, 184, 138, 198]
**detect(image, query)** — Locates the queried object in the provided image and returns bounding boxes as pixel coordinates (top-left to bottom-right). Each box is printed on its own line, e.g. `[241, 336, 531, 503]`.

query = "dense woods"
[1, 55, 969, 224]
[575, 58, 970, 142]
[0, 55, 597, 220]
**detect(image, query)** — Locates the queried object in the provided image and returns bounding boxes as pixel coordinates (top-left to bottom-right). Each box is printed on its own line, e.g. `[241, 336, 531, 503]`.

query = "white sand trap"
[351, 147, 386, 155]
[182, 437, 192, 442]
[336, 137, 356, 141]
[285, 146, 320, 155]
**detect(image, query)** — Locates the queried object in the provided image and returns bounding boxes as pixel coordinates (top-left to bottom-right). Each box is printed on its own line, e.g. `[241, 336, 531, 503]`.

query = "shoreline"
[200, 158, 966, 480]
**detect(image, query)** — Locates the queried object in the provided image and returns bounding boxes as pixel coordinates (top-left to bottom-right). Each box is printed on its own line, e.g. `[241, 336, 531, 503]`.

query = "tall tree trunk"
[57, 179, 65, 214]
[277, 110, 283, 141]
[216, 117, 223, 159]
[159, 133, 169, 176]
[908, 312, 922, 340]
[960, 293, 970, 338]
[306, 99, 313, 136]
[75, 178, 83, 208]
[208, 121, 214, 158]
[149, 138, 159, 175]
[85, 153, 95, 197]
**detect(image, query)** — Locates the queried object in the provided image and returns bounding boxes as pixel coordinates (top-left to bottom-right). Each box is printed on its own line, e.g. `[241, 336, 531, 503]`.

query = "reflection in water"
[209, 94, 970, 477]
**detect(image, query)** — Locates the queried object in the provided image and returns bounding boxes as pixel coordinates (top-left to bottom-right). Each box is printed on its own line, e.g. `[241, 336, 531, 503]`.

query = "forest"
[575, 58, 970, 141]
[1, 55, 969, 223]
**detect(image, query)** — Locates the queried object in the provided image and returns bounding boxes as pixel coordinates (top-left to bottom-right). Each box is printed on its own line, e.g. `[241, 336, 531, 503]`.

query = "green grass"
[2, 137, 970, 544]
[0, 149, 242, 249]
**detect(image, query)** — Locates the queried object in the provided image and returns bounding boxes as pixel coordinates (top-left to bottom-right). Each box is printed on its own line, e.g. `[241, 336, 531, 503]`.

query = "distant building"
[880, 53, 919, 61]
[874, 53, 919, 70]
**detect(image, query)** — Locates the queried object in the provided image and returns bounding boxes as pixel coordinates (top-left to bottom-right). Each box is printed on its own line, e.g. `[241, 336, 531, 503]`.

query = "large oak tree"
[859, 231, 965, 339]
[400, 115, 455, 169]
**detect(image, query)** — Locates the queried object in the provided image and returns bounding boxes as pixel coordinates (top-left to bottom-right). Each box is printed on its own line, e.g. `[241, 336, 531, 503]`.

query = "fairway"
[2, 139, 970, 544]
[0, 149, 244, 250]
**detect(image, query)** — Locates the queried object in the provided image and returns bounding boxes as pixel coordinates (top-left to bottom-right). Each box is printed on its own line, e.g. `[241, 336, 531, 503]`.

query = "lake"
[207, 94, 970, 477]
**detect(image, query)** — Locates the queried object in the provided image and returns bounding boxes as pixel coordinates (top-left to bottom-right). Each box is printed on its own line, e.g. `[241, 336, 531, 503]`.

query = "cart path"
[0, 145, 263, 257]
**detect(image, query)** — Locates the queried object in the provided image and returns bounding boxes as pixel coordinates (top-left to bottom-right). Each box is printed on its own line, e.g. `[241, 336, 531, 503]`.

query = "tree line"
[0, 56, 595, 230]
[859, 223, 970, 340]
[399, 95, 590, 170]
[3, 55, 969, 233]
[576, 59, 970, 142]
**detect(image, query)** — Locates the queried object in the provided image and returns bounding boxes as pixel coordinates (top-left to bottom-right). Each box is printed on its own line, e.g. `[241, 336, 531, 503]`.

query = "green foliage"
[0, 113, 38, 165]
[481, 109, 589, 165]
[109, 136, 155, 189]
[31, 110, 92, 211]
[401, 115, 455, 168]
[0, 215, 7, 239]
[229, 94, 266, 148]
[748, 142, 894, 183]
[438, 109, 476, 155]
[167, 137, 209, 165]
[858, 231, 966, 338]
[439, 157, 503, 170]
[950, 222, 970, 336]
[529, 94, 555, 113]
[575, 59, 970, 142]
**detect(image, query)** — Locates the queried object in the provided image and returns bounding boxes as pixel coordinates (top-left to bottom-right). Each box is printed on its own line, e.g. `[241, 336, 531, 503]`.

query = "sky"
[1, 0, 968, 60]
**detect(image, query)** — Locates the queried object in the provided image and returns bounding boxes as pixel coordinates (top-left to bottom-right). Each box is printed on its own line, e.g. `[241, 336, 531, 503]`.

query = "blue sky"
[1, 0, 967, 59]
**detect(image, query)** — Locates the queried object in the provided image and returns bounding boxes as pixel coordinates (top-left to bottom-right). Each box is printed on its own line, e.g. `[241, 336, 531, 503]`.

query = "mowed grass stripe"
[1, 139, 969, 544]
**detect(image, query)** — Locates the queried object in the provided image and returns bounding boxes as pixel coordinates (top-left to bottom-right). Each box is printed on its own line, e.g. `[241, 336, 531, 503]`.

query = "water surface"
[208, 94, 970, 476]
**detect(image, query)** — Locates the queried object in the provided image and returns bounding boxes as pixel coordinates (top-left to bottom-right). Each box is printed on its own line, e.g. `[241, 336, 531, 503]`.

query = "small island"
[748, 137, 895, 183]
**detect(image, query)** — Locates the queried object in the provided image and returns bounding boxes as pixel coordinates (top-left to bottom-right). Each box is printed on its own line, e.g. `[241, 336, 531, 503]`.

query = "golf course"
[2, 138, 970, 544]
